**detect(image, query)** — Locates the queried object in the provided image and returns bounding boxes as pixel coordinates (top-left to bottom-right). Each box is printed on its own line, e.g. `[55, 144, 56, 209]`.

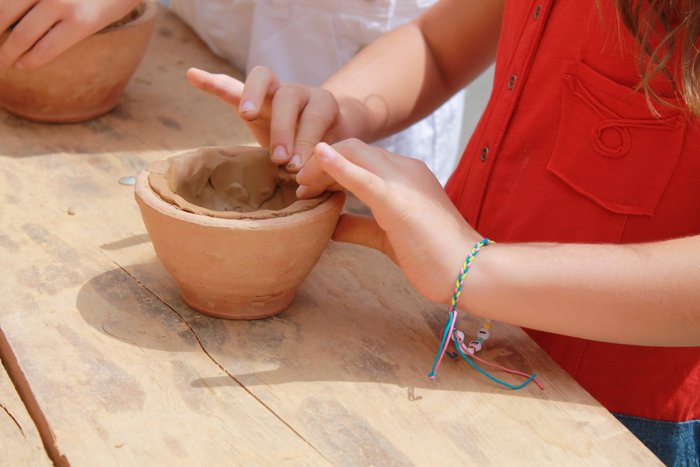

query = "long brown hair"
[615, 0, 700, 115]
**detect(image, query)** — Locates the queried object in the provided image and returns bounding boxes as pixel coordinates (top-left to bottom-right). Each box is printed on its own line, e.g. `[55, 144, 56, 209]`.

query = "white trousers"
[167, 0, 465, 184]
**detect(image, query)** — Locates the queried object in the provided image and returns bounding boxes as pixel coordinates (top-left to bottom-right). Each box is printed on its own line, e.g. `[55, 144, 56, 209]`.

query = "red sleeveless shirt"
[446, 0, 700, 421]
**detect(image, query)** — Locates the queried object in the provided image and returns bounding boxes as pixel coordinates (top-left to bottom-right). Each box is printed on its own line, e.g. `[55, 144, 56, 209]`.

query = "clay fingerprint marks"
[210, 161, 251, 212]
[208, 154, 278, 212]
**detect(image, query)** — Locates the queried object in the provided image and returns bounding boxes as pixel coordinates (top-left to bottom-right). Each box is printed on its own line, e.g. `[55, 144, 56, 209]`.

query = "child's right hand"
[0, 0, 142, 70]
[187, 66, 347, 193]
[297, 139, 483, 305]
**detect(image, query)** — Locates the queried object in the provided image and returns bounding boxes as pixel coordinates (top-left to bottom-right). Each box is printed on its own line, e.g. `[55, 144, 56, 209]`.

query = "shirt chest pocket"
[547, 61, 686, 216]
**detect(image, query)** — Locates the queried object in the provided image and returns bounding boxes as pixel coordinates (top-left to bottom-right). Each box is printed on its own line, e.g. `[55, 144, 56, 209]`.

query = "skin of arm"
[300, 140, 700, 348]
[187, 0, 504, 182]
[325, 0, 504, 143]
[465, 238, 700, 347]
[0, 0, 141, 70]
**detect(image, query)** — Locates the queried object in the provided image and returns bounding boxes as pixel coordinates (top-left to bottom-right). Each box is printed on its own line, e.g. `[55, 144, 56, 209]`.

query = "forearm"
[461, 236, 700, 346]
[323, 0, 503, 143]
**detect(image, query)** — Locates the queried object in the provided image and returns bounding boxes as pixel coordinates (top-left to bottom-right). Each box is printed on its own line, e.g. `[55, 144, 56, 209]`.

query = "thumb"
[313, 141, 390, 211]
[186, 67, 244, 107]
[333, 214, 397, 263]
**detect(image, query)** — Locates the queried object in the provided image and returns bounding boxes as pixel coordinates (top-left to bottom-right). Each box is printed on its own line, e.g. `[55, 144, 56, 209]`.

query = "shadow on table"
[76, 244, 593, 405]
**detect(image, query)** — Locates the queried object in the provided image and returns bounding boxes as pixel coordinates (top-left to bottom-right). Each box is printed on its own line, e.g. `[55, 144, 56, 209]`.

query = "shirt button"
[480, 146, 489, 162]
[534, 5, 542, 19]
[507, 74, 517, 90]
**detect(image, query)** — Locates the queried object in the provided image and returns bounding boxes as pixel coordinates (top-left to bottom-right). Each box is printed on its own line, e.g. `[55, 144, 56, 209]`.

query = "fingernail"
[239, 100, 256, 113]
[316, 143, 335, 161]
[271, 145, 288, 163]
[286, 154, 301, 171]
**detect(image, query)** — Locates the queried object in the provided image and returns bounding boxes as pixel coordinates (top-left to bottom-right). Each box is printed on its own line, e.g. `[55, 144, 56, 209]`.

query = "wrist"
[332, 96, 375, 142]
[445, 238, 493, 309]
[456, 241, 522, 321]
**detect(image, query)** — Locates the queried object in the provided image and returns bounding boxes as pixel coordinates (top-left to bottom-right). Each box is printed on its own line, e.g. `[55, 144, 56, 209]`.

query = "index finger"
[285, 87, 339, 172]
[186, 67, 245, 107]
[0, 3, 54, 68]
[238, 65, 280, 119]
[0, 1, 33, 37]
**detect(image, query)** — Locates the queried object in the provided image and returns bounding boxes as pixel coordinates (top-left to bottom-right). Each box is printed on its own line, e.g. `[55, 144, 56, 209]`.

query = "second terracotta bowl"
[135, 146, 344, 319]
[0, 1, 156, 123]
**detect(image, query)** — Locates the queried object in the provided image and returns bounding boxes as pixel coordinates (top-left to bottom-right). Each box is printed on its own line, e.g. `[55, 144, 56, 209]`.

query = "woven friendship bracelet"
[428, 238, 491, 379]
[449, 238, 491, 312]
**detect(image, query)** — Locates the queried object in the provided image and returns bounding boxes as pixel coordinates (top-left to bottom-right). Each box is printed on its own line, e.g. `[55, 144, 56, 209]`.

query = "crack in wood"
[106, 257, 334, 464]
[0, 400, 25, 437]
[0, 326, 69, 466]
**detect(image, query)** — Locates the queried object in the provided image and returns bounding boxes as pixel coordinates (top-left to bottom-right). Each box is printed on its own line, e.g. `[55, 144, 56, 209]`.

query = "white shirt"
[166, 0, 466, 184]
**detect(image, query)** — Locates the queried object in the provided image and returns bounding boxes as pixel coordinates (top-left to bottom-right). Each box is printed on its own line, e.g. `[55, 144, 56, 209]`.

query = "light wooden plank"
[0, 159, 329, 465]
[111, 241, 660, 466]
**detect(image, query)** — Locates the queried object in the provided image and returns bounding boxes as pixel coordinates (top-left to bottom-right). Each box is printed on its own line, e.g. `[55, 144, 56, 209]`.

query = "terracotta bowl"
[0, 1, 157, 123]
[134, 146, 345, 319]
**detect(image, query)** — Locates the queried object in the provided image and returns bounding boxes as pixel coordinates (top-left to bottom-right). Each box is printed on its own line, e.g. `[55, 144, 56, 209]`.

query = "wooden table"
[0, 7, 660, 466]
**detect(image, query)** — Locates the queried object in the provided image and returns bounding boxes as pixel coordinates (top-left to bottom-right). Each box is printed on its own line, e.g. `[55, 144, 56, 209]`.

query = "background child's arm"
[187, 0, 504, 181]
[323, 0, 504, 146]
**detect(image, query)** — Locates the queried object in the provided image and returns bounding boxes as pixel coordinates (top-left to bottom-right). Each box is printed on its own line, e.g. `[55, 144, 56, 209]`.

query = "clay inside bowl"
[147, 146, 329, 219]
[105, 4, 148, 30]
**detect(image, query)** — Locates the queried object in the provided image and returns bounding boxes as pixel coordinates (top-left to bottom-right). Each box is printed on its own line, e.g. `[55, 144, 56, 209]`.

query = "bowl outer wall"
[134, 169, 345, 308]
[0, 1, 157, 123]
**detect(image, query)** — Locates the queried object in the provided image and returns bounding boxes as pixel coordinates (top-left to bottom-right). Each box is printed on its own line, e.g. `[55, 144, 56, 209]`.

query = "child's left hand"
[297, 139, 483, 304]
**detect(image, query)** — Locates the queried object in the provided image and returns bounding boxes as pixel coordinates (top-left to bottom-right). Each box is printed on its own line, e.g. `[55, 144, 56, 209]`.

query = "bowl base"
[179, 286, 296, 320]
[0, 100, 119, 124]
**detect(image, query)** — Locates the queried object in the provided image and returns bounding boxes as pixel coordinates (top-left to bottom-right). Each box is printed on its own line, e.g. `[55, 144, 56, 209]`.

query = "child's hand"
[298, 140, 483, 304]
[187, 66, 344, 187]
[0, 0, 142, 70]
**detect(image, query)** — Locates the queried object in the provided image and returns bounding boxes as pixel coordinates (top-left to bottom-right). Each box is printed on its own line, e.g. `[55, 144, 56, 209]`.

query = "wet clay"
[147, 146, 329, 220]
[104, 4, 147, 31]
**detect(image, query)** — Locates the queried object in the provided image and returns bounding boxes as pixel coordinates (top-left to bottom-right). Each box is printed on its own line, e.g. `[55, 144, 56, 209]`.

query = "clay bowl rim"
[99, 1, 158, 35]
[135, 169, 345, 230]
